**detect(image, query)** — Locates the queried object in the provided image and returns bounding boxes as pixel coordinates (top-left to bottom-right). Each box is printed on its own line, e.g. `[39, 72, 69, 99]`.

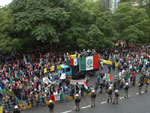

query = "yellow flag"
[70, 55, 76, 59]
[44, 68, 47, 73]
[57, 65, 61, 70]
[50, 66, 55, 72]
[0, 106, 3, 113]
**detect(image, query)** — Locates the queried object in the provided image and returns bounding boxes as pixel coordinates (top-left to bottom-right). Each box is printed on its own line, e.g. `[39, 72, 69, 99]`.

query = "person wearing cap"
[107, 87, 113, 103]
[113, 90, 119, 104]
[124, 83, 129, 98]
[91, 90, 96, 107]
[13, 105, 20, 113]
[48, 100, 54, 113]
[74, 94, 81, 111]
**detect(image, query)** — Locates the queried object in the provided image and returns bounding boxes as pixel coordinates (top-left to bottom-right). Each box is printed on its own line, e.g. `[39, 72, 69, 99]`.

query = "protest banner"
[70, 79, 85, 85]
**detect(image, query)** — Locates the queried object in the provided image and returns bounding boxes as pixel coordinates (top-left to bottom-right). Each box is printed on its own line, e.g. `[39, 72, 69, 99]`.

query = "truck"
[60, 54, 99, 79]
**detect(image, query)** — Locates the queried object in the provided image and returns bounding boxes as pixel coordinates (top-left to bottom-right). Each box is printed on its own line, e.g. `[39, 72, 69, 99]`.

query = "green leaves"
[122, 25, 144, 43]
[113, 2, 150, 45]
[31, 24, 59, 43]
[0, 0, 150, 52]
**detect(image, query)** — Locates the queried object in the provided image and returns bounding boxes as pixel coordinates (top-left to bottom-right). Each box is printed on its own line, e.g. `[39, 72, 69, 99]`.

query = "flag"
[70, 58, 78, 66]
[44, 68, 47, 73]
[23, 55, 27, 63]
[33, 81, 37, 89]
[5, 72, 8, 78]
[57, 65, 61, 70]
[107, 73, 112, 81]
[13, 63, 15, 69]
[79, 55, 99, 71]
[15, 71, 18, 79]
[84, 81, 88, 90]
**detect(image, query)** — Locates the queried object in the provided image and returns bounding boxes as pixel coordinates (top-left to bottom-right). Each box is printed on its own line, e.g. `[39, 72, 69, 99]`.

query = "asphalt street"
[22, 65, 150, 113]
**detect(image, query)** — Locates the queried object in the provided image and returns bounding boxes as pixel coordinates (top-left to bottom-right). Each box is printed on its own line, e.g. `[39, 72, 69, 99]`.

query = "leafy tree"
[9, 0, 70, 47]
[113, 3, 150, 44]
[0, 8, 21, 52]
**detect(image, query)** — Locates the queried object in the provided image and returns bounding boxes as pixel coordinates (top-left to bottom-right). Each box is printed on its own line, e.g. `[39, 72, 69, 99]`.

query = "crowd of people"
[0, 49, 97, 112]
[96, 46, 150, 95]
[73, 45, 150, 112]
[0, 45, 150, 113]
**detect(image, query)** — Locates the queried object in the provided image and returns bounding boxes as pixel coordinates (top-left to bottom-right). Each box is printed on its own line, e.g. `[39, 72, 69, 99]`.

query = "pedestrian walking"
[124, 83, 129, 98]
[138, 75, 145, 94]
[97, 74, 100, 85]
[91, 90, 96, 107]
[138, 83, 143, 94]
[75, 94, 81, 111]
[112, 62, 115, 70]
[107, 87, 113, 103]
[108, 65, 111, 73]
[81, 85, 85, 97]
[113, 90, 119, 104]
[144, 76, 149, 92]
[13, 105, 21, 113]
[76, 83, 80, 94]
[100, 61, 103, 70]
[48, 100, 54, 113]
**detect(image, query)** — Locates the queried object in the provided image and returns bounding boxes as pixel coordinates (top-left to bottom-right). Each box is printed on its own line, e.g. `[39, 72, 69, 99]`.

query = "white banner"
[54, 94, 60, 101]
[70, 79, 85, 85]
[86, 56, 93, 70]
[74, 58, 78, 66]
[60, 73, 66, 80]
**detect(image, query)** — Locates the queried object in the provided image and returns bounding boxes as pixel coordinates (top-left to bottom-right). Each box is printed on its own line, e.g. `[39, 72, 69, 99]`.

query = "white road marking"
[60, 92, 145, 113]
[101, 101, 107, 104]
[61, 110, 72, 113]
[120, 97, 124, 99]
[81, 105, 91, 109]
[141, 91, 144, 94]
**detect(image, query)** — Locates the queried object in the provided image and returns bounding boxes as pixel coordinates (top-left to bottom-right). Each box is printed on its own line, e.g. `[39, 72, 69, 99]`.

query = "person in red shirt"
[131, 71, 136, 86]
[49, 94, 55, 103]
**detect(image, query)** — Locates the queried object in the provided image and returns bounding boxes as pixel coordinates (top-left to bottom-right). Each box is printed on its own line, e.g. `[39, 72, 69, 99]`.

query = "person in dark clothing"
[100, 82, 104, 93]
[144, 76, 149, 92]
[112, 62, 115, 70]
[113, 90, 119, 104]
[107, 87, 113, 103]
[13, 105, 21, 113]
[76, 83, 80, 94]
[81, 85, 85, 97]
[124, 83, 129, 98]
[75, 94, 81, 111]
[91, 90, 96, 107]
[138, 75, 145, 94]
[108, 65, 111, 73]
[48, 100, 54, 113]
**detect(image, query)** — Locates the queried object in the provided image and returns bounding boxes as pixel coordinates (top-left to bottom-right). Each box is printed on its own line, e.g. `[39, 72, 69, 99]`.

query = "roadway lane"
[71, 91, 150, 113]
[22, 90, 150, 113]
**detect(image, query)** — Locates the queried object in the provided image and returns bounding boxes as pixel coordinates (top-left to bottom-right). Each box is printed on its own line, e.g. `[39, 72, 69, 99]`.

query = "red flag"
[33, 81, 37, 89]
[108, 73, 112, 81]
